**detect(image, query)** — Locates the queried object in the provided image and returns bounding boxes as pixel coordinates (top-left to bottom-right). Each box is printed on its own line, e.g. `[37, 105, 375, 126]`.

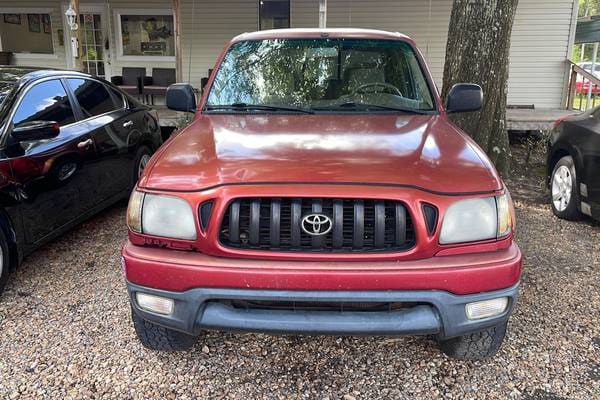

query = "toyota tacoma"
[123, 29, 521, 359]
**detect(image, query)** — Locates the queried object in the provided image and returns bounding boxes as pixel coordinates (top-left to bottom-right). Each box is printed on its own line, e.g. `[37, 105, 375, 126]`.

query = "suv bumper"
[127, 282, 519, 339]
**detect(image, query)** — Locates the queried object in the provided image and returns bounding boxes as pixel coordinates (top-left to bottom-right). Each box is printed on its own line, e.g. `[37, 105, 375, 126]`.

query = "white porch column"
[319, 0, 327, 28]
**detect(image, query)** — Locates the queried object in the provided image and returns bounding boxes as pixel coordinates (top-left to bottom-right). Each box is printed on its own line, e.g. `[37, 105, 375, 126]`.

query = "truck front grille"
[218, 197, 415, 253]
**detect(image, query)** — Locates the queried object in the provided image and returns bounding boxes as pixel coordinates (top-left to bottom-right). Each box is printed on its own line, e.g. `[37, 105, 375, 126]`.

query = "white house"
[0, 0, 578, 109]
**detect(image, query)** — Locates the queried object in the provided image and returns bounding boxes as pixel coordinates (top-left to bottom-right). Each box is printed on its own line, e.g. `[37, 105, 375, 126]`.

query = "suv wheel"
[0, 229, 11, 296]
[438, 322, 507, 360]
[550, 155, 581, 220]
[131, 308, 198, 351]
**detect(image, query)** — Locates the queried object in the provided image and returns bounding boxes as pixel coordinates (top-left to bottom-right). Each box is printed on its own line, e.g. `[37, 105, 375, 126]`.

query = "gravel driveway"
[0, 179, 599, 399]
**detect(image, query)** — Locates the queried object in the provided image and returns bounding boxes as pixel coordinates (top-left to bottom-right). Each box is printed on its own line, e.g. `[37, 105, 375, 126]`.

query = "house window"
[117, 12, 174, 58]
[259, 0, 290, 30]
[0, 13, 54, 54]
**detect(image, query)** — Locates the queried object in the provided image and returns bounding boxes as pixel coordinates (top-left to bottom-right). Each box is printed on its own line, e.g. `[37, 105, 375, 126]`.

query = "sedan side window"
[67, 78, 116, 118]
[12, 80, 75, 128]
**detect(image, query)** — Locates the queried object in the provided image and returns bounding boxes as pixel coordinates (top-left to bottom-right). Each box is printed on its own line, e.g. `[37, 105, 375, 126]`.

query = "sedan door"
[584, 110, 600, 209]
[65, 78, 135, 203]
[65, 78, 143, 203]
[6, 78, 96, 244]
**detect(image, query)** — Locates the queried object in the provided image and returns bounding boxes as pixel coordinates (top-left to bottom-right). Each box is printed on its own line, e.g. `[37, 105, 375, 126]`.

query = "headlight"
[126, 190, 197, 240]
[440, 193, 512, 244]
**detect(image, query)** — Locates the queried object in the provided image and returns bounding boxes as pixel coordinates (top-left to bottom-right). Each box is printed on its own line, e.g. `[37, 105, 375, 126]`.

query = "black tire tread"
[132, 309, 197, 351]
[439, 323, 507, 360]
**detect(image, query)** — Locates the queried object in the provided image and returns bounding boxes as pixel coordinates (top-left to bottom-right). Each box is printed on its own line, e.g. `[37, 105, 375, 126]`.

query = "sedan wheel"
[551, 165, 572, 212]
[138, 154, 151, 179]
[550, 155, 582, 220]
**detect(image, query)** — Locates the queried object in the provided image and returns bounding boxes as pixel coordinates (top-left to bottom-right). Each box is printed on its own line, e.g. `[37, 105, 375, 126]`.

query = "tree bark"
[441, 0, 518, 176]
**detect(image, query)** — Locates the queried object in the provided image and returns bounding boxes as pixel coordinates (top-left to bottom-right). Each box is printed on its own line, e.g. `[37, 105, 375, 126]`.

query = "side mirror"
[445, 83, 483, 113]
[200, 77, 209, 91]
[12, 121, 60, 141]
[166, 83, 197, 113]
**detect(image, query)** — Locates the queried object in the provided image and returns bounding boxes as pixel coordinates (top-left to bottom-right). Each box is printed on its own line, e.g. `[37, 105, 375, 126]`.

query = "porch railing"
[566, 59, 600, 111]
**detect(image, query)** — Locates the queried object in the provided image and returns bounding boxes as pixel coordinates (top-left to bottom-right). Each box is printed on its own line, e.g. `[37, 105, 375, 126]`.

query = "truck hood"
[141, 114, 502, 194]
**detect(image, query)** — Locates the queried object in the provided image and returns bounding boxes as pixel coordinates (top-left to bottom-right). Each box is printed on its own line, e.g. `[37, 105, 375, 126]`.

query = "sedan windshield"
[206, 38, 435, 113]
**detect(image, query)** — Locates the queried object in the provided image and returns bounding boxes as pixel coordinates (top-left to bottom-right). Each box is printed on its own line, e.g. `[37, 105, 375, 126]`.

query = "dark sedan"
[547, 107, 600, 221]
[0, 67, 162, 294]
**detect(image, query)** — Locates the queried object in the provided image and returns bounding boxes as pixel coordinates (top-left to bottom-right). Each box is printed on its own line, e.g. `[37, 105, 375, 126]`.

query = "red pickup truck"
[123, 29, 521, 359]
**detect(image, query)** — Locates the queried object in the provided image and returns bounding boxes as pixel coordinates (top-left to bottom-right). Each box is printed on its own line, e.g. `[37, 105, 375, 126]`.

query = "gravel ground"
[0, 151, 599, 399]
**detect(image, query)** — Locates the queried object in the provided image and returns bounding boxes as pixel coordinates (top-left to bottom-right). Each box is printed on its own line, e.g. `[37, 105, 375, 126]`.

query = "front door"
[79, 12, 110, 79]
[7, 79, 96, 244]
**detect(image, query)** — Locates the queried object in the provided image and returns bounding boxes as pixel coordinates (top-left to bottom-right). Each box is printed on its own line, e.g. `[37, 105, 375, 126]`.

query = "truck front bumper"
[126, 282, 519, 339]
[123, 241, 521, 339]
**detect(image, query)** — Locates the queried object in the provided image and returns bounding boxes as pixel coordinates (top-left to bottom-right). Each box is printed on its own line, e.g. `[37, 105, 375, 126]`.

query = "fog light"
[465, 297, 508, 320]
[136, 293, 174, 315]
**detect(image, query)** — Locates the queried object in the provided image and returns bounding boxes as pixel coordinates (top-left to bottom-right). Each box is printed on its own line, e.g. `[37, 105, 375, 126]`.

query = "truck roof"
[232, 28, 413, 43]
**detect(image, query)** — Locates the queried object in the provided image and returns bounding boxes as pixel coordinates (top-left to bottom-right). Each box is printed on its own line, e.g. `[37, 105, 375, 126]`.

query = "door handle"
[77, 138, 93, 150]
[123, 120, 134, 128]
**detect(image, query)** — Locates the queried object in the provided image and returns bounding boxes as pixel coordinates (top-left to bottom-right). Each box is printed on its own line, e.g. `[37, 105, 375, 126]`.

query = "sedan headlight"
[440, 193, 512, 245]
[127, 190, 197, 240]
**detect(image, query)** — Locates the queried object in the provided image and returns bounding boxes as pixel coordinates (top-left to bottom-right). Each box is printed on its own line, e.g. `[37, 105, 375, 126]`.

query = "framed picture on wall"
[42, 14, 51, 34]
[3, 14, 21, 25]
[27, 14, 41, 33]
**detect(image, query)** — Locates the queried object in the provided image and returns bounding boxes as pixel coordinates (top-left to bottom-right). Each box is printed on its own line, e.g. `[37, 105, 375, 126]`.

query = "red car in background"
[576, 62, 600, 94]
[123, 29, 521, 359]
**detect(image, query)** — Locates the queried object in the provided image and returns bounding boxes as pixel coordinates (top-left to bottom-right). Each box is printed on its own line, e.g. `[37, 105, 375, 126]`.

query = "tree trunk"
[441, 0, 518, 176]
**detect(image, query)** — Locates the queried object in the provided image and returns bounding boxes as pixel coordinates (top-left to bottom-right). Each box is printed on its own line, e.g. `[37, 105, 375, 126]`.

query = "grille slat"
[270, 199, 281, 248]
[219, 197, 415, 253]
[395, 203, 406, 246]
[228, 201, 240, 243]
[332, 199, 343, 249]
[249, 199, 260, 245]
[353, 200, 364, 249]
[374, 200, 385, 248]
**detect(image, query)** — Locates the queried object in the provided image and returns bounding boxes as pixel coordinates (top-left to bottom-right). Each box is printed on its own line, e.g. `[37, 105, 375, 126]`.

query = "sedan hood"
[141, 114, 502, 194]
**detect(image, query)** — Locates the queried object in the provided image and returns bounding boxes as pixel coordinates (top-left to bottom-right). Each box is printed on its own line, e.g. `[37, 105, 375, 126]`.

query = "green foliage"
[579, 0, 600, 17]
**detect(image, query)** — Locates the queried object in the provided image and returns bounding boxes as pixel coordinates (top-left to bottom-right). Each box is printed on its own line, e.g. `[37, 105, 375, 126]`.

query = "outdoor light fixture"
[65, 4, 78, 31]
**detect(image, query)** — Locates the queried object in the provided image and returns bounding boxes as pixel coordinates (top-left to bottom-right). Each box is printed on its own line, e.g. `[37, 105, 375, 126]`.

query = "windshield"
[206, 38, 435, 112]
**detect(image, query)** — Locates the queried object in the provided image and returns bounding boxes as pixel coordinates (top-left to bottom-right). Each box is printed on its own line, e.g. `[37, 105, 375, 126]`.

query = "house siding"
[2, 0, 576, 109]
[292, 0, 319, 28]
[326, 0, 576, 108]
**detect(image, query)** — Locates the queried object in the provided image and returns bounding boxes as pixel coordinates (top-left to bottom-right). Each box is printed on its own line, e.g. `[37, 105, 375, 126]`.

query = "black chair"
[111, 67, 145, 97]
[142, 68, 176, 105]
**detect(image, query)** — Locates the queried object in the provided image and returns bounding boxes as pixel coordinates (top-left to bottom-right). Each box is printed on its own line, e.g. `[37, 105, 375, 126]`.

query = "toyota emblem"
[301, 213, 333, 236]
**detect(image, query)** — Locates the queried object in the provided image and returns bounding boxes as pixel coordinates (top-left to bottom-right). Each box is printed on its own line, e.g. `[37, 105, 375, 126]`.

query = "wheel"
[438, 322, 507, 360]
[131, 308, 198, 351]
[0, 228, 11, 296]
[550, 155, 582, 220]
[132, 145, 152, 184]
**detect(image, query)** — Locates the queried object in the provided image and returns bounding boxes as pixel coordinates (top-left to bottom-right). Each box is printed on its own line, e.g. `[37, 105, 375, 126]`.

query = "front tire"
[131, 308, 198, 351]
[438, 322, 507, 360]
[0, 228, 11, 296]
[550, 155, 581, 220]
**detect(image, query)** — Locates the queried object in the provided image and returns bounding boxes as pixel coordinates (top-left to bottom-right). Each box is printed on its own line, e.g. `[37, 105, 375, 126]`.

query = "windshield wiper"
[312, 102, 430, 114]
[205, 103, 314, 114]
